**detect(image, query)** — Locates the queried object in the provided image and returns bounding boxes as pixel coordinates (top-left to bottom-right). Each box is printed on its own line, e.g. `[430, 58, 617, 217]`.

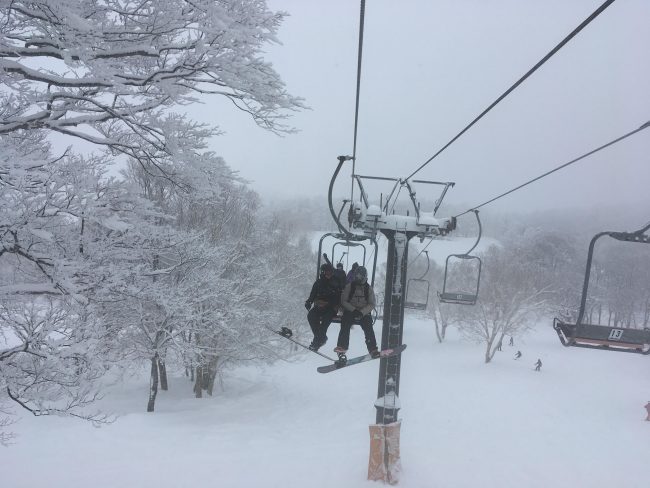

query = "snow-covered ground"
[4, 315, 649, 488]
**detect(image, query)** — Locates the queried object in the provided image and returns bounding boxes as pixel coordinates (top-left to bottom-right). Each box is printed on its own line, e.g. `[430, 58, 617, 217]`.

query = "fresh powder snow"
[3, 316, 649, 488]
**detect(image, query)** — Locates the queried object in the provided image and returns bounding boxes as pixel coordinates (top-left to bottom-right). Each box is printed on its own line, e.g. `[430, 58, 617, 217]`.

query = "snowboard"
[265, 326, 337, 362]
[317, 344, 407, 374]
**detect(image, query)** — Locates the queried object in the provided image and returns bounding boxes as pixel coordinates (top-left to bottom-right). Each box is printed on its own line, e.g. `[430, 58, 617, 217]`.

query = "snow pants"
[337, 311, 377, 352]
[307, 306, 337, 346]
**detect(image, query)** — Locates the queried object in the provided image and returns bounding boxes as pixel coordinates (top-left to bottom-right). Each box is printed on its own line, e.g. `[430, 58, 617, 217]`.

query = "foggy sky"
[192, 0, 650, 218]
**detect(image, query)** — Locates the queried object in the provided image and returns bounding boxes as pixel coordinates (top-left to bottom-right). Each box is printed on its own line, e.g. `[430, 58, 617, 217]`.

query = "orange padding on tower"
[368, 421, 402, 484]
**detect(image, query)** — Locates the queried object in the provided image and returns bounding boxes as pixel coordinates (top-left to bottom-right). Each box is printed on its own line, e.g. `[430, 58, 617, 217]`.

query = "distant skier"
[534, 359, 542, 371]
[496, 340, 502, 352]
[509, 336, 514, 347]
[645, 402, 650, 421]
[514, 350, 522, 360]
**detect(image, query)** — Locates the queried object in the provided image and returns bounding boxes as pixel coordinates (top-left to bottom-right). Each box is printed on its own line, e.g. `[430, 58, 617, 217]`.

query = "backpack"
[348, 281, 369, 302]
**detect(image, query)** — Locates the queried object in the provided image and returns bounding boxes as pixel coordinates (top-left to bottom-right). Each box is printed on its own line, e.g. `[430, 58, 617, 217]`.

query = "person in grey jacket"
[335, 266, 379, 358]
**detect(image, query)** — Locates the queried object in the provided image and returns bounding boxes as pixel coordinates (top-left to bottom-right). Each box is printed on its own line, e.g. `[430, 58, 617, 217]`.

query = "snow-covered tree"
[0, 0, 303, 170]
[0, 133, 120, 431]
[1, 0, 305, 422]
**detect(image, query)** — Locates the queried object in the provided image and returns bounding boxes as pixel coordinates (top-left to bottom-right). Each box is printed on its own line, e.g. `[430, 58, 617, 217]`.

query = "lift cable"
[350, 0, 367, 204]
[404, 0, 616, 182]
[407, 120, 649, 265]
[454, 120, 650, 219]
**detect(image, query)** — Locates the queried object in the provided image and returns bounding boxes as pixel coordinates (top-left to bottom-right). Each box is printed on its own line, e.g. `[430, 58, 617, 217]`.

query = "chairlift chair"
[438, 210, 482, 305]
[405, 251, 431, 311]
[437, 254, 482, 305]
[553, 223, 650, 355]
[317, 232, 378, 324]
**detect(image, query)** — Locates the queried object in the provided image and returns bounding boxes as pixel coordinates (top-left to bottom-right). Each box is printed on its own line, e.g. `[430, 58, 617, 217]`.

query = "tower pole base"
[368, 421, 402, 484]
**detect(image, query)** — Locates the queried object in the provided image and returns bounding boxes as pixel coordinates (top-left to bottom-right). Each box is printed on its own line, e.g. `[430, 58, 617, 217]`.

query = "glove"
[352, 310, 363, 321]
[304, 300, 312, 311]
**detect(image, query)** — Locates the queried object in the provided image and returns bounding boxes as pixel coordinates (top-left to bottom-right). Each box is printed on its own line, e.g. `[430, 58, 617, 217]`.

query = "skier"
[509, 336, 514, 346]
[645, 402, 650, 421]
[335, 266, 379, 358]
[534, 358, 542, 371]
[496, 340, 502, 351]
[305, 263, 341, 351]
[514, 350, 522, 360]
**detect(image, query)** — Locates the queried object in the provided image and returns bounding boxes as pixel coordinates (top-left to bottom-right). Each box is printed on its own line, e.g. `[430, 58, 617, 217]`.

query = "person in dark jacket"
[534, 359, 542, 371]
[514, 350, 522, 360]
[335, 266, 379, 358]
[334, 262, 347, 289]
[305, 263, 341, 351]
[346, 262, 359, 284]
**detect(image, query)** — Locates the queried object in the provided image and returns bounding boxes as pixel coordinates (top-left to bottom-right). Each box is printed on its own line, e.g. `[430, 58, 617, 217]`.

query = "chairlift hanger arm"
[464, 210, 482, 256]
[414, 250, 430, 281]
[329, 156, 354, 236]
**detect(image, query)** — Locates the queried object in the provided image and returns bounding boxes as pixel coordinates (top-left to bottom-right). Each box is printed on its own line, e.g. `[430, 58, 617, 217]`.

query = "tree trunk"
[147, 354, 159, 412]
[484, 345, 493, 364]
[158, 356, 168, 391]
[432, 311, 443, 343]
[597, 304, 602, 325]
[193, 366, 203, 398]
[206, 357, 218, 396]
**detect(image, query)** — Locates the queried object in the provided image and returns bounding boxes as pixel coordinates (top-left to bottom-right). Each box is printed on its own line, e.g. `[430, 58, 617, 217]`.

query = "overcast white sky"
[191, 0, 650, 216]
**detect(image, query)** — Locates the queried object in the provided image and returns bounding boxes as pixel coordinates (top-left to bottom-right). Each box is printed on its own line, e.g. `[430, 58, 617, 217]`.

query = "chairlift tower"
[348, 197, 455, 424]
[328, 157, 456, 482]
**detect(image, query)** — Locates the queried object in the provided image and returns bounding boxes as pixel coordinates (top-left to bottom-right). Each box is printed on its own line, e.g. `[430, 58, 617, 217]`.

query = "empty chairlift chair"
[405, 251, 431, 311]
[438, 210, 482, 306]
[553, 223, 650, 355]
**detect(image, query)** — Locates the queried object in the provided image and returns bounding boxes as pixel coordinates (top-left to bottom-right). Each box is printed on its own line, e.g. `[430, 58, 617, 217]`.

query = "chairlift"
[438, 210, 482, 305]
[405, 251, 430, 311]
[553, 223, 650, 355]
[317, 232, 379, 324]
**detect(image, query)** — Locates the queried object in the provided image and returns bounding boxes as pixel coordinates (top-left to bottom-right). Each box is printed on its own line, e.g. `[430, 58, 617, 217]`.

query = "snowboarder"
[645, 402, 650, 421]
[335, 266, 379, 358]
[534, 359, 542, 371]
[514, 350, 522, 360]
[305, 263, 341, 351]
[509, 336, 514, 346]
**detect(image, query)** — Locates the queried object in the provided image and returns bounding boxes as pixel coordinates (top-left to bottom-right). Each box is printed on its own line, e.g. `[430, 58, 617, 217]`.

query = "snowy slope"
[4, 316, 649, 488]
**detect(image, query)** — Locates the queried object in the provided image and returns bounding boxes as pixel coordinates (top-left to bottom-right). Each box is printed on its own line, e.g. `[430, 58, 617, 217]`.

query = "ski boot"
[369, 348, 381, 359]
